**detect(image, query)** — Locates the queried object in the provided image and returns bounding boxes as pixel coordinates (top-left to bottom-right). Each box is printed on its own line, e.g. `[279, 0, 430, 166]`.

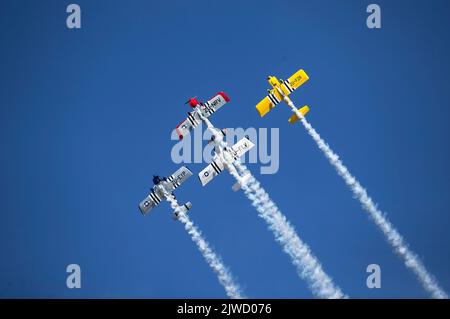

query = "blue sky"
[1, 0, 450, 298]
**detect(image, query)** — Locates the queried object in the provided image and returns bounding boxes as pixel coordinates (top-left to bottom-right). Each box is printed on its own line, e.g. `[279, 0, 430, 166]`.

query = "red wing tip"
[217, 91, 230, 102]
[174, 123, 184, 140]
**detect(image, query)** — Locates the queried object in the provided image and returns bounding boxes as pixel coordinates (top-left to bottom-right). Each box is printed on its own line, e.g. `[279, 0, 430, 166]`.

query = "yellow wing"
[256, 93, 281, 117]
[288, 105, 310, 124]
[285, 69, 309, 90]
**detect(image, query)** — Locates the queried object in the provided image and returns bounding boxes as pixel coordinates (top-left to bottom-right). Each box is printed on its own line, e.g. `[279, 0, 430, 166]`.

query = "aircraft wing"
[175, 111, 202, 140]
[230, 137, 255, 159]
[201, 92, 230, 117]
[198, 158, 225, 187]
[162, 166, 193, 193]
[139, 187, 164, 215]
[256, 92, 282, 117]
[285, 69, 309, 91]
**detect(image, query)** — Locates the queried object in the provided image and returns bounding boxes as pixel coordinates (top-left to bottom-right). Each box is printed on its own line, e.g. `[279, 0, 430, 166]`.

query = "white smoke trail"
[293, 107, 448, 299]
[202, 115, 345, 298]
[165, 194, 246, 299]
[232, 161, 346, 299]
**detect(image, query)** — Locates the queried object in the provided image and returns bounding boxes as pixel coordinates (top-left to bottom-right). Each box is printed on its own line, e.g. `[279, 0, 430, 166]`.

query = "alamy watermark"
[366, 4, 381, 29]
[170, 124, 280, 175]
[66, 264, 81, 289]
[66, 4, 81, 29]
[366, 264, 381, 289]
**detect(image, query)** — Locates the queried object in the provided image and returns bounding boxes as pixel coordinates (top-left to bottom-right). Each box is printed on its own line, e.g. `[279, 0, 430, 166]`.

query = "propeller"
[184, 96, 197, 104]
[185, 96, 200, 108]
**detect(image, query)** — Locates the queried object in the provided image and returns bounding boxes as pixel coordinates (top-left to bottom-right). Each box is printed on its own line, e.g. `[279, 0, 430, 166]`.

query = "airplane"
[198, 129, 255, 192]
[138, 166, 193, 220]
[256, 69, 311, 124]
[175, 92, 230, 140]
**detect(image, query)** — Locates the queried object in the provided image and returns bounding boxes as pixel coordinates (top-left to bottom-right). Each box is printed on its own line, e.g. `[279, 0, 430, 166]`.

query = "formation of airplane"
[138, 166, 193, 220]
[256, 69, 311, 123]
[140, 91, 253, 218]
[139, 69, 309, 218]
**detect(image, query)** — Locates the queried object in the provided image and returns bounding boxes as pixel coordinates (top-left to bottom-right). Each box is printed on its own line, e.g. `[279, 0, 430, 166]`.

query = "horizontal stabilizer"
[288, 105, 310, 124]
[183, 201, 193, 211]
[232, 173, 251, 192]
[173, 202, 193, 220]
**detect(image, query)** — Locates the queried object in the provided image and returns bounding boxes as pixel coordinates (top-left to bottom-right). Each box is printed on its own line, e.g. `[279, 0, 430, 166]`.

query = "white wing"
[200, 92, 230, 118]
[230, 137, 255, 159]
[198, 158, 225, 186]
[138, 187, 164, 215]
[163, 166, 193, 193]
[175, 112, 202, 140]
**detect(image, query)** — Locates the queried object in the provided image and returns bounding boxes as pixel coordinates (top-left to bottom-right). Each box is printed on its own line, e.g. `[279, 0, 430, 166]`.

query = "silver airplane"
[174, 92, 230, 140]
[138, 166, 193, 220]
[198, 126, 254, 191]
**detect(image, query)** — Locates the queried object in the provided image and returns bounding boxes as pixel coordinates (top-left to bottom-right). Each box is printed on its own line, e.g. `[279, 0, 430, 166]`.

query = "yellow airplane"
[256, 69, 310, 124]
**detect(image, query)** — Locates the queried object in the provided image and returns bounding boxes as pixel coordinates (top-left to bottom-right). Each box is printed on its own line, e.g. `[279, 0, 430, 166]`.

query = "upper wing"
[175, 111, 202, 140]
[256, 92, 281, 117]
[198, 158, 225, 187]
[201, 92, 230, 117]
[138, 187, 164, 215]
[230, 137, 255, 159]
[163, 166, 193, 192]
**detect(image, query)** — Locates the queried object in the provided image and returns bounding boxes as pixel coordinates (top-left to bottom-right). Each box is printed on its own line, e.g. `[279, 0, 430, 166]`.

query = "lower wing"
[256, 92, 281, 117]
[198, 158, 225, 186]
[139, 189, 164, 215]
[175, 111, 201, 140]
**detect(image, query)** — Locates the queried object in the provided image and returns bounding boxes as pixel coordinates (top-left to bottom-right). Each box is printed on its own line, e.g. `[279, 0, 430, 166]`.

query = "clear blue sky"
[1, 0, 449, 298]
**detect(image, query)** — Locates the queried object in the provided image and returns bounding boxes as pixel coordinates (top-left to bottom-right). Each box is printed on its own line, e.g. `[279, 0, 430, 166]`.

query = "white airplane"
[198, 127, 254, 192]
[138, 166, 193, 220]
[175, 92, 230, 140]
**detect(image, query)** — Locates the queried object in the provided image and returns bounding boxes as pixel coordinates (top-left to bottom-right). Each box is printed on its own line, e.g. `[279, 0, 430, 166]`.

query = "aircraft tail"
[208, 128, 227, 144]
[173, 201, 193, 220]
[288, 105, 310, 124]
[232, 173, 251, 192]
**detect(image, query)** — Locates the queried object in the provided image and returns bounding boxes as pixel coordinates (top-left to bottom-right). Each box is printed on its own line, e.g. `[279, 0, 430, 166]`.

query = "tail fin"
[288, 105, 310, 124]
